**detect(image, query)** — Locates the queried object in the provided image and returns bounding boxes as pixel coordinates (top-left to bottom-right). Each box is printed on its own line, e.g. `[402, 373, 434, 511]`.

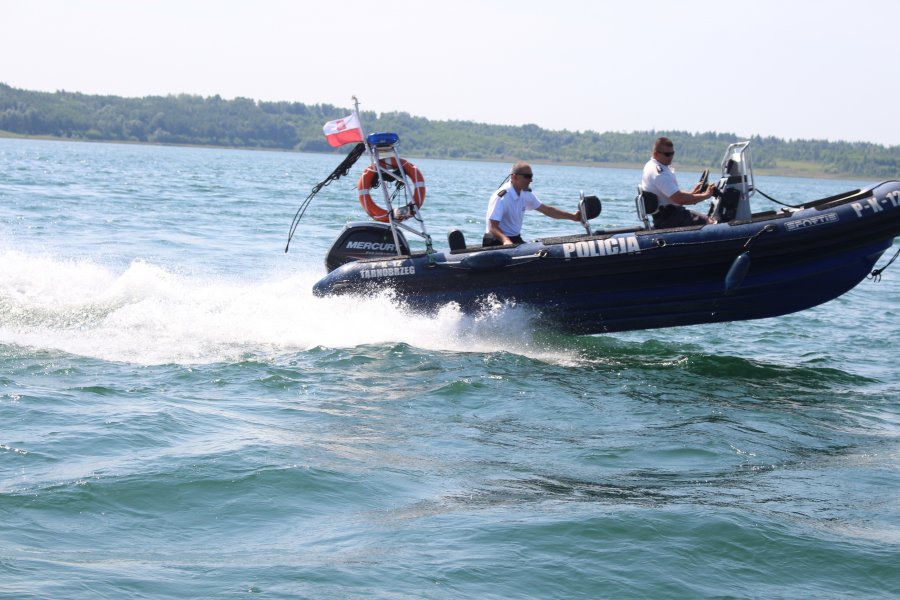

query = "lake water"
[1, 137, 898, 598]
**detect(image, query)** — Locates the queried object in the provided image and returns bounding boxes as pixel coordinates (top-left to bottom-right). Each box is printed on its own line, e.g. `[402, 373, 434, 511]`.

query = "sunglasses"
[658, 151, 675, 157]
[514, 172, 534, 179]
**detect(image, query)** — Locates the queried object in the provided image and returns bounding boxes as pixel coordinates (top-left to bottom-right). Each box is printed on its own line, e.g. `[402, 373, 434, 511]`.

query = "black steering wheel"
[696, 168, 710, 193]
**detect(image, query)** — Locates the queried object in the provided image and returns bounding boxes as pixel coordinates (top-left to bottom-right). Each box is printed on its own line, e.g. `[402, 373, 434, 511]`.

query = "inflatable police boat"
[292, 135, 900, 335]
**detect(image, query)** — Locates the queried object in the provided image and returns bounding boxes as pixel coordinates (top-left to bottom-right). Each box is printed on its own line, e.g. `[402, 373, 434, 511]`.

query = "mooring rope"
[753, 188, 803, 209]
[869, 245, 900, 282]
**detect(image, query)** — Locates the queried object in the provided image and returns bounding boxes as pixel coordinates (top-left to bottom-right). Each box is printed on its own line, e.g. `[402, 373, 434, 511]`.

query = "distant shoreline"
[0, 130, 877, 182]
[2, 83, 896, 180]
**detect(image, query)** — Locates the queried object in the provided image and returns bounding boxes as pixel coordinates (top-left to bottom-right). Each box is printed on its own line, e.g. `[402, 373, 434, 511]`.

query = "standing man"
[642, 137, 716, 228]
[484, 161, 581, 246]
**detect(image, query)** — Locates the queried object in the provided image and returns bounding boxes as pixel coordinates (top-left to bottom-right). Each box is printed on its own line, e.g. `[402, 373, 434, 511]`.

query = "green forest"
[1, 83, 898, 179]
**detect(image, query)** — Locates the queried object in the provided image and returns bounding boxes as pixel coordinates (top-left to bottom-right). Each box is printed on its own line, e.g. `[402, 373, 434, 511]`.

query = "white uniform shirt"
[485, 182, 543, 236]
[641, 158, 680, 206]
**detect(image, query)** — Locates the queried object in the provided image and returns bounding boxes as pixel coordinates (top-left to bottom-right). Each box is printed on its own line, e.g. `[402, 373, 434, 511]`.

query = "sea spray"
[1, 249, 578, 365]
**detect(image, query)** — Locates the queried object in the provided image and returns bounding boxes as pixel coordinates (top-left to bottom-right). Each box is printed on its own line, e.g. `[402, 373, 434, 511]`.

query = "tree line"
[1, 83, 897, 179]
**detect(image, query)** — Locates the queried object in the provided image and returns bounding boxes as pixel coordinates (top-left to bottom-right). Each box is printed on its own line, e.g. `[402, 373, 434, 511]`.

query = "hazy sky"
[3, 0, 898, 146]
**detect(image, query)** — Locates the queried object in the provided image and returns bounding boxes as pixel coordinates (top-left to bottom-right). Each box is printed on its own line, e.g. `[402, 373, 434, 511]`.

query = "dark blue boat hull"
[314, 181, 900, 334]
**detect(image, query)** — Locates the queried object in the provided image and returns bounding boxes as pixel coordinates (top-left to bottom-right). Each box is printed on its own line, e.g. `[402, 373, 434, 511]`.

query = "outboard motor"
[324, 222, 410, 272]
[711, 141, 755, 223]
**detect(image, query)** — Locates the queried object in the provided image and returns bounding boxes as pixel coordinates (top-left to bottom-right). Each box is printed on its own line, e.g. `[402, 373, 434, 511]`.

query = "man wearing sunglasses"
[641, 137, 716, 229]
[483, 161, 581, 246]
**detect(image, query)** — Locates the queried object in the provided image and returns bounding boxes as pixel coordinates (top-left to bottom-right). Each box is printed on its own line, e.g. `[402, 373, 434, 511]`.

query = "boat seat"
[448, 229, 466, 251]
[635, 188, 660, 229]
[577, 193, 602, 234]
[580, 194, 601, 220]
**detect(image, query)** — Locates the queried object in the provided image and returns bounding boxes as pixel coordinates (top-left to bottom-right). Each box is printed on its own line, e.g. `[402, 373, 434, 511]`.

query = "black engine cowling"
[324, 222, 410, 272]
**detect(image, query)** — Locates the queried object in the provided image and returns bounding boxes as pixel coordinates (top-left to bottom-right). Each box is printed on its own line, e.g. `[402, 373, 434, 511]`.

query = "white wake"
[0, 249, 574, 365]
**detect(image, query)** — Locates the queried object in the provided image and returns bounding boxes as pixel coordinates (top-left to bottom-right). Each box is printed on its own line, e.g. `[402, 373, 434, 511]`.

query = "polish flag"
[322, 113, 363, 147]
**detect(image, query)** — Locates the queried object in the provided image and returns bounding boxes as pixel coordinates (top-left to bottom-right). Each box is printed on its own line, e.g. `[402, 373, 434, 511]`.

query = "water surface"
[1, 138, 897, 598]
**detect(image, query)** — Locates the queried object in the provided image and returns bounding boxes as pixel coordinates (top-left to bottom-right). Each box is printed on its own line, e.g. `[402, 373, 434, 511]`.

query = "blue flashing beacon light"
[367, 132, 400, 147]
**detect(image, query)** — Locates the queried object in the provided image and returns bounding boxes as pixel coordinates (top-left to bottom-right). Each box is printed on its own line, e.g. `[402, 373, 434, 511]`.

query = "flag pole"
[354, 95, 380, 174]
[353, 95, 386, 209]
[352, 95, 368, 150]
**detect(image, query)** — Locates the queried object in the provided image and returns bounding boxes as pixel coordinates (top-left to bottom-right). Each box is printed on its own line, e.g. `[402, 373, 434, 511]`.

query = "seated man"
[483, 162, 581, 246]
[642, 137, 716, 228]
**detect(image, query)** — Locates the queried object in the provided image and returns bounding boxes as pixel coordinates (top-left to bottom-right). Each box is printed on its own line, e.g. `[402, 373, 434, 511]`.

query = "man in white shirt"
[483, 162, 581, 246]
[641, 137, 716, 228]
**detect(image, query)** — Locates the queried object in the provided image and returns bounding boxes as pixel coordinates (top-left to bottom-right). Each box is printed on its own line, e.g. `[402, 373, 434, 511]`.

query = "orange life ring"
[357, 157, 426, 222]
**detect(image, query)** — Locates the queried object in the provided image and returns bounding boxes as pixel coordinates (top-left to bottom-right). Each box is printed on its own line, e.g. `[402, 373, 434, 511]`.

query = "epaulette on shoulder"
[655, 164, 663, 174]
[497, 188, 507, 197]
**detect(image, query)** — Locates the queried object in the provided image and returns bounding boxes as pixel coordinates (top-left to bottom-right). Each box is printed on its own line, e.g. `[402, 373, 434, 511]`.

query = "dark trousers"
[482, 233, 524, 247]
[652, 205, 707, 229]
